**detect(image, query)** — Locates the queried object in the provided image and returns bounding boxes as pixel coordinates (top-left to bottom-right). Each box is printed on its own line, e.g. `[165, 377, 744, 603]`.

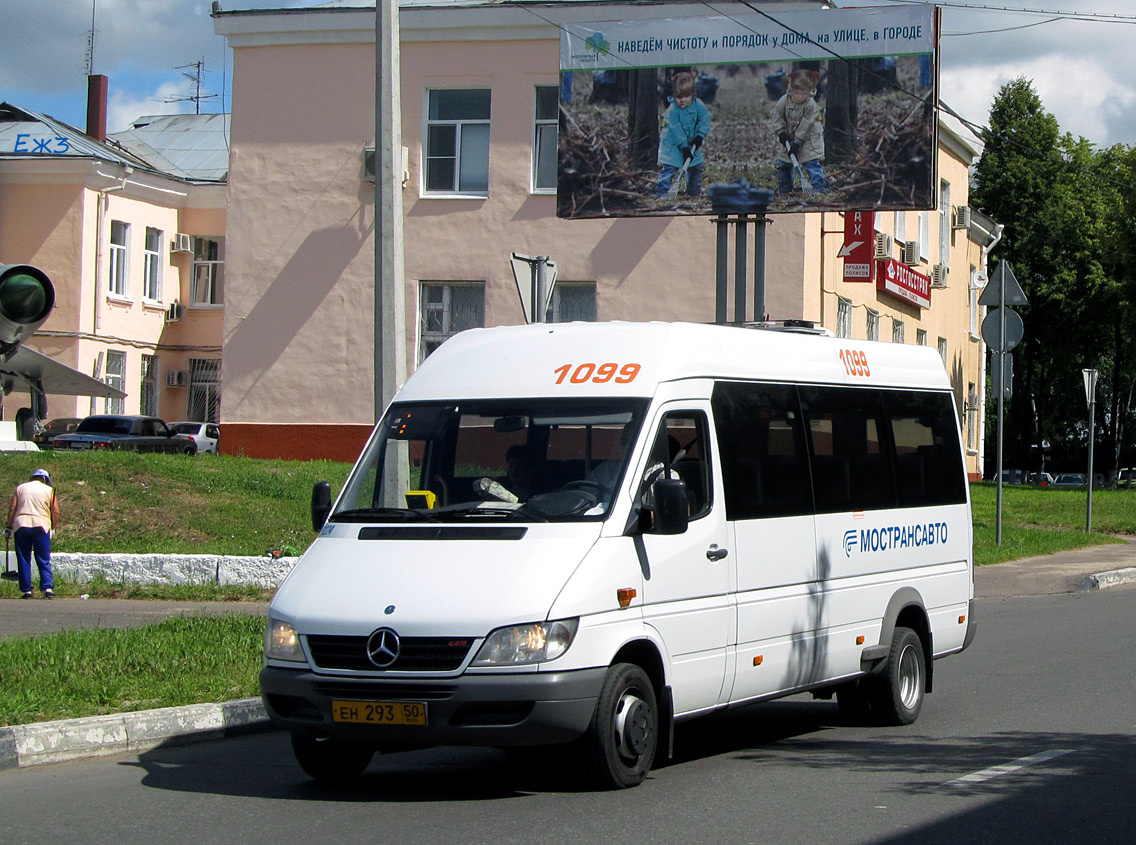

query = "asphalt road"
[1, 581, 1133, 844]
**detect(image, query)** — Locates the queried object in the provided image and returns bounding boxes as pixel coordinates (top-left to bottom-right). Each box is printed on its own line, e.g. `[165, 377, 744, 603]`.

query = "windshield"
[171, 423, 199, 435]
[332, 398, 649, 523]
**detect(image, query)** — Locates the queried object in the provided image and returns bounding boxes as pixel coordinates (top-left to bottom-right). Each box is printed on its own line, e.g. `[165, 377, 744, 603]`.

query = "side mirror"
[311, 480, 332, 531]
[651, 477, 689, 535]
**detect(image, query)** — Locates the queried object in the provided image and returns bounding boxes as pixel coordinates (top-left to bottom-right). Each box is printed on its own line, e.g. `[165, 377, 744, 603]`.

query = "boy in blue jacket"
[655, 72, 712, 199]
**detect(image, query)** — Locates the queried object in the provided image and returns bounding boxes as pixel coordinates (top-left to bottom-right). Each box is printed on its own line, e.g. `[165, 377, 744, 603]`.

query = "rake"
[663, 157, 691, 202]
[784, 140, 820, 197]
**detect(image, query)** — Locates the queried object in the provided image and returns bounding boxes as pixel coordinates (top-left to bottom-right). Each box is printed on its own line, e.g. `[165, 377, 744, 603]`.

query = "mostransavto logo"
[843, 522, 948, 557]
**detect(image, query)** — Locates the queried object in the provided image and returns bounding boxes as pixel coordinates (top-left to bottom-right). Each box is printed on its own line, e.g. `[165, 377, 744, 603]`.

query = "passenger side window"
[884, 390, 967, 507]
[711, 382, 812, 520]
[800, 386, 896, 514]
[642, 411, 712, 519]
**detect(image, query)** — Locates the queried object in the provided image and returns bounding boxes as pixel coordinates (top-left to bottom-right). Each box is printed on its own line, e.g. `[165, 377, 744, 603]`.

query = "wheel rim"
[897, 643, 922, 710]
[613, 689, 653, 763]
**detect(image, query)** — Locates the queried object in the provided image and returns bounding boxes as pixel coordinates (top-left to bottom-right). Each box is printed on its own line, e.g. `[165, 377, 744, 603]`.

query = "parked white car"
[170, 421, 220, 455]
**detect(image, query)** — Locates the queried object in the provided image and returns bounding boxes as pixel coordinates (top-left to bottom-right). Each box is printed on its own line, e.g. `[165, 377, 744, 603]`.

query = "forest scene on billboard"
[558, 6, 937, 219]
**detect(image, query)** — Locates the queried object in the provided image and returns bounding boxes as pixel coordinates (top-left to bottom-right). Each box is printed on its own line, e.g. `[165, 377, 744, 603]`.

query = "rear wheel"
[869, 626, 925, 726]
[291, 734, 373, 783]
[576, 663, 658, 789]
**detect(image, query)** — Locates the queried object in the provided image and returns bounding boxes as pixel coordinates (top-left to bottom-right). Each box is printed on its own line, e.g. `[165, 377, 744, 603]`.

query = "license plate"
[331, 699, 427, 726]
[68, 442, 91, 450]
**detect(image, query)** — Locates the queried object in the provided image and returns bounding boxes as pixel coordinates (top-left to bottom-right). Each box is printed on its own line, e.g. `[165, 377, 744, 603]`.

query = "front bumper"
[260, 665, 607, 747]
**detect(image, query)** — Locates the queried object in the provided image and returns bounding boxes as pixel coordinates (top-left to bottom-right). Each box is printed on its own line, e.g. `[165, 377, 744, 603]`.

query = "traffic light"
[0, 262, 55, 358]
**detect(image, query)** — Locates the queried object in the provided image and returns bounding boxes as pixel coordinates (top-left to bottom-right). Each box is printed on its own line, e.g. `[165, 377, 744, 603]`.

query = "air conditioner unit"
[901, 240, 920, 266]
[931, 264, 949, 288]
[166, 370, 186, 388]
[873, 232, 893, 260]
[171, 233, 192, 253]
[952, 205, 972, 230]
[165, 302, 183, 322]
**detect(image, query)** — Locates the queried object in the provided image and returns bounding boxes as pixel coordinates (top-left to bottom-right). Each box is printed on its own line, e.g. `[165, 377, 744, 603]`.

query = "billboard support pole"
[734, 214, 748, 323]
[754, 214, 770, 322]
[715, 215, 728, 324]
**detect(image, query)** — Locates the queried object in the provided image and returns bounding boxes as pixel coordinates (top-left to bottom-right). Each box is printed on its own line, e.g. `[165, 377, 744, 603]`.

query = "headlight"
[471, 618, 579, 666]
[265, 618, 306, 662]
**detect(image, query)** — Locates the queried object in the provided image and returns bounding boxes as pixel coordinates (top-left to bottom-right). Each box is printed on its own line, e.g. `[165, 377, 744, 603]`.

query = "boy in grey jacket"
[770, 69, 827, 195]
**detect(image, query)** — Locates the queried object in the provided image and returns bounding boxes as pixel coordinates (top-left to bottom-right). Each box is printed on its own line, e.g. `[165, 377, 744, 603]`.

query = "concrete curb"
[1077, 566, 1136, 592]
[0, 697, 271, 770]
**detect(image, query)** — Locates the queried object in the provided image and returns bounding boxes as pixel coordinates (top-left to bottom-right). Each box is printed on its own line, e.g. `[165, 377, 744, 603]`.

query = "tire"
[576, 663, 658, 789]
[290, 734, 374, 783]
[868, 626, 926, 726]
[183, 446, 196, 455]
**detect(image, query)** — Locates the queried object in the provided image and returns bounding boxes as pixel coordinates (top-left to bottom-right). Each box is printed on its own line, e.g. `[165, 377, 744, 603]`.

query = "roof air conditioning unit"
[901, 240, 920, 266]
[166, 370, 186, 388]
[873, 232, 893, 260]
[171, 233, 192, 253]
[165, 302, 183, 322]
[931, 264, 949, 288]
[952, 205, 972, 230]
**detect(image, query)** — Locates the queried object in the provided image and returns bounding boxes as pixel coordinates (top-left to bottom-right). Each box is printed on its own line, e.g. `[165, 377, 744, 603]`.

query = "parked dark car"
[53, 415, 197, 454]
[32, 417, 83, 448]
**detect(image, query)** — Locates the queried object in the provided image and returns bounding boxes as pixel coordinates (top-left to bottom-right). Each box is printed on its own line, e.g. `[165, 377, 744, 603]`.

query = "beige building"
[0, 97, 226, 426]
[214, 0, 994, 478]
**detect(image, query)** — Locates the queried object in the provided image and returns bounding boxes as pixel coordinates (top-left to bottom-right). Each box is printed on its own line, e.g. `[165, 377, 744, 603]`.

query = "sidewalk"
[2, 542, 1135, 771]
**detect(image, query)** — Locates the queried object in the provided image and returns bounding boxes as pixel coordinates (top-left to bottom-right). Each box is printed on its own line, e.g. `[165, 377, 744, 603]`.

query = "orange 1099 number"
[839, 348, 871, 377]
[554, 362, 641, 385]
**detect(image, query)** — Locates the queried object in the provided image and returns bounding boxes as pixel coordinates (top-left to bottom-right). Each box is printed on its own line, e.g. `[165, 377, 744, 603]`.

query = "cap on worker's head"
[31, 468, 51, 484]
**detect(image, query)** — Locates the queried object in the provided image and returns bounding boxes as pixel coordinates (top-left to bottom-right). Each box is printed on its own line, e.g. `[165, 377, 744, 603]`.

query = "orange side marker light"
[617, 588, 637, 608]
[856, 635, 865, 645]
[959, 615, 966, 624]
[753, 655, 763, 666]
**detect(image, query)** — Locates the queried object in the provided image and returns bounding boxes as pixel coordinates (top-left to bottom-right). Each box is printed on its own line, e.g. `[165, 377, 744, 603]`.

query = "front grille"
[313, 681, 457, 701]
[306, 635, 475, 672]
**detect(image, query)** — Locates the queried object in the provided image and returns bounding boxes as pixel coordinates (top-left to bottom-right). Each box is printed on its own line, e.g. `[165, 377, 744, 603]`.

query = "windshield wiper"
[331, 507, 440, 523]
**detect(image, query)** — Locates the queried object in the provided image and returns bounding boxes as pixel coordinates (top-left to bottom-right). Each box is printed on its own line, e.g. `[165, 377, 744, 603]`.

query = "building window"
[143, 227, 162, 301]
[937, 336, 948, 366]
[938, 181, 951, 269]
[892, 319, 905, 344]
[188, 358, 221, 422]
[419, 282, 485, 361]
[109, 220, 129, 297]
[969, 265, 981, 336]
[836, 297, 852, 338]
[140, 354, 157, 416]
[866, 309, 880, 341]
[548, 283, 596, 322]
[533, 86, 559, 193]
[916, 329, 928, 346]
[894, 211, 906, 245]
[191, 237, 224, 306]
[105, 350, 125, 414]
[425, 89, 490, 194]
[967, 382, 979, 451]
[918, 210, 930, 263]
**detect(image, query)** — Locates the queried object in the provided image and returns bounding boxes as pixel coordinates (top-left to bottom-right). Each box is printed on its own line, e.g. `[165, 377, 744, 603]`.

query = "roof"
[0, 102, 152, 171]
[109, 113, 230, 183]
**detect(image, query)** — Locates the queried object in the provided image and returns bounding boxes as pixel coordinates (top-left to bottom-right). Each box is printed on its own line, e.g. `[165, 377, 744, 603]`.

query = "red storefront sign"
[877, 258, 931, 309]
[841, 211, 875, 283]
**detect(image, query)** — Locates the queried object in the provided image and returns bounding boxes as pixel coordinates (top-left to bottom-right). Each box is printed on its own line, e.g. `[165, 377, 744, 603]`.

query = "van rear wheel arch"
[877, 588, 933, 694]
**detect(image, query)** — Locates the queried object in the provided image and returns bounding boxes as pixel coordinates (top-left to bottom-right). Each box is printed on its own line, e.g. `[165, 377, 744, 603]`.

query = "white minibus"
[261, 321, 975, 788]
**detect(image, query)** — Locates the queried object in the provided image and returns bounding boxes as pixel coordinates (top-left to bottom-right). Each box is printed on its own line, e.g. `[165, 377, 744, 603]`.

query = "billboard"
[558, 5, 938, 219]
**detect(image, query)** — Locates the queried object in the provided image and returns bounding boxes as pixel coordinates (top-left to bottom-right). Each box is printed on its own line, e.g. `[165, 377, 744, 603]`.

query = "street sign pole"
[1084, 368, 1098, 532]
[996, 272, 1005, 545]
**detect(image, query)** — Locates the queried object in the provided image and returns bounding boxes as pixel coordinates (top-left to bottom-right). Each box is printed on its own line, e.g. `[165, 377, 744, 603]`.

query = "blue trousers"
[777, 158, 827, 194]
[14, 526, 53, 594]
[656, 163, 704, 198]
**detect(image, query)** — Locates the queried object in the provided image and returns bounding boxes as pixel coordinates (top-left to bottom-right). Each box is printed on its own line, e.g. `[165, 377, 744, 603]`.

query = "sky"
[1, 0, 1135, 147]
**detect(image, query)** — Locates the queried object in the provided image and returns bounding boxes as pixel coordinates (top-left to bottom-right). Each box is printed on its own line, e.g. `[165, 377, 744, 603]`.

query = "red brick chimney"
[86, 74, 108, 142]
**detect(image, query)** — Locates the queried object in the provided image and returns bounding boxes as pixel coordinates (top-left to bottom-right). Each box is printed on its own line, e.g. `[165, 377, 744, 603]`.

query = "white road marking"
[945, 749, 1073, 786]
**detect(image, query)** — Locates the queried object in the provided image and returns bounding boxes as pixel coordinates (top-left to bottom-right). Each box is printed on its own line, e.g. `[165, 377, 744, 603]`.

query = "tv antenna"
[163, 59, 220, 114]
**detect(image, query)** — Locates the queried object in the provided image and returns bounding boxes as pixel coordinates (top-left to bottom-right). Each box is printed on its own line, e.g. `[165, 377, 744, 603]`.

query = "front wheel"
[869, 626, 926, 726]
[291, 734, 374, 783]
[576, 663, 658, 789]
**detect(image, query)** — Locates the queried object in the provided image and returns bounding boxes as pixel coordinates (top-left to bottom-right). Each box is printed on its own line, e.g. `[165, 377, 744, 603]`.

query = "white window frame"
[918, 210, 930, 263]
[423, 89, 491, 196]
[866, 308, 880, 342]
[916, 328, 928, 347]
[188, 358, 222, 423]
[191, 237, 224, 307]
[143, 227, 163, 302]
[104, 350, 125, 414]
[937, 336, 948, 366]
[892, 318, 905, 344]
[894, 211, 907, 244]
[836, 296, 852, 338]
[109, 220, 129, 298]
[969, 265, 982, 338]
[533, 85, 558, 194]
[967, 382, 979, 452]
[140, 354, 158, 416]
[938, 180, 951, 269]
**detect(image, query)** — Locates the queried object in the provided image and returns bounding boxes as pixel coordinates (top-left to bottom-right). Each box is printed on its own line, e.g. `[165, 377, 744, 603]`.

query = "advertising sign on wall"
[842, 211, 876, 283]
[877, 257, 931, 309]
[558, 5, 938, 219]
